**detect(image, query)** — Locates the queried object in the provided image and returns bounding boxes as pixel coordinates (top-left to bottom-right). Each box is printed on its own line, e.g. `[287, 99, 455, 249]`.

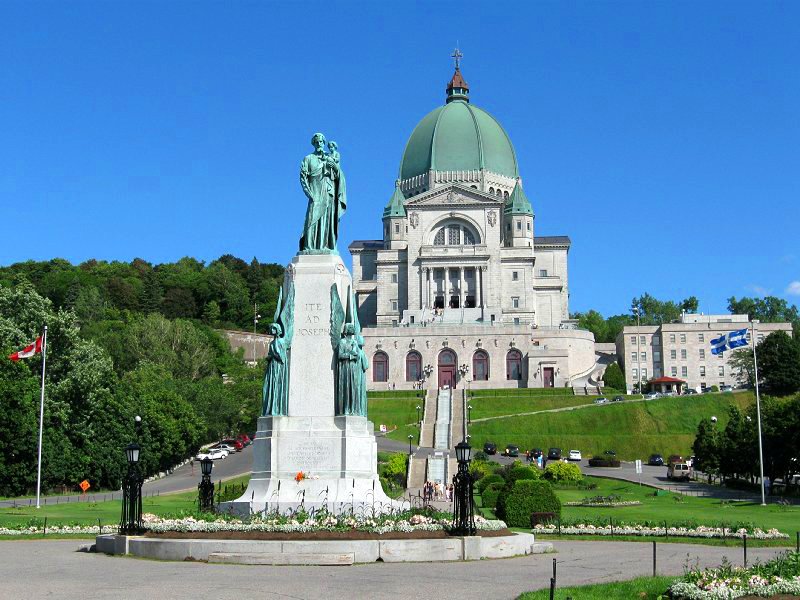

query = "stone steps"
[419, 389, 436, 448]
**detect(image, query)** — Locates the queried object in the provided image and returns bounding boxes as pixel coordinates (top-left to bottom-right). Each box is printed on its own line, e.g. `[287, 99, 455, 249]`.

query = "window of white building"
[630, 336, 636, 344]
[654, 351, 661, 362]
[538, 269, 548, 277]
[680, 334, 686, 343]
[632, 368, 638, 380]
[640, 352, 646, 361]
[670, 349, 676, 360]
[718, 366, 724, 376]
[391, 299, 398, 311]
[512, 271, 519, 281]
[512, 297, 520, 308]
[391, 273, 397, 283]
[700, 366, 706, 377]
[670, 334, 676, 343]
[698, 334, 705, 343]
[671, 366, 677, 376]
[681, 349, 687, 360]
[699, 349, 705, 359]
[631, 352, 637, 362]
[681, 366, 687, 377]
[431, 220, 480, 247]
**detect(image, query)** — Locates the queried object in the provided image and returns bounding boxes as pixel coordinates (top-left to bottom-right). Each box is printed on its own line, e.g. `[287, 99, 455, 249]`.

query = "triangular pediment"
[404, 184, 503, 208]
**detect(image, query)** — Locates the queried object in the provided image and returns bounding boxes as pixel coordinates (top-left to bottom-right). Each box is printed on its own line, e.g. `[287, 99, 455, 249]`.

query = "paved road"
[0, 539, 785, 600]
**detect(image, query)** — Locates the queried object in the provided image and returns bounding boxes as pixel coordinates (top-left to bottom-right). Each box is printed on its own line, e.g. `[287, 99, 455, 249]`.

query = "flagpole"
[751, 320, 766, 506]
[35, 325, 47, 509]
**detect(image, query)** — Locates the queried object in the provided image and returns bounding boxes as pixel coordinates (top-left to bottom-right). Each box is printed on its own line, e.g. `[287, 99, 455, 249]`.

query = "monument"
[222, 134, 406, 515]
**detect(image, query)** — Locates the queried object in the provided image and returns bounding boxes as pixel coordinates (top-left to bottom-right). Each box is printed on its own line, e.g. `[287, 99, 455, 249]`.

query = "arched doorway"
[438, 349, 457, 389]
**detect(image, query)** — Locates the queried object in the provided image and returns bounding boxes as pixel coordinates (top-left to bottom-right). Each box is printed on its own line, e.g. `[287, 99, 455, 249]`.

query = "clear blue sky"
[1, 1, 798, 317]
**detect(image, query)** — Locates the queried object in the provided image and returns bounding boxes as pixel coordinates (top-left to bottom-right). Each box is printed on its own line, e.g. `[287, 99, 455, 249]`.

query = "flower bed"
[0, 524, 117, 536]
[669, 552, 800, 598]
[142, 512, 507, 535]
[532, 522, 789, 540]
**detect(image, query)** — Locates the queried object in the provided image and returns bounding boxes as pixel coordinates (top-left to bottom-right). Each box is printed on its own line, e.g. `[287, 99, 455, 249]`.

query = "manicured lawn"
[468, 392, 754, 459]
[517, 576, 675, 599]
[368, 397, 422, 442]
[0, 474, 251, 529]
[469, 395, 595, 420]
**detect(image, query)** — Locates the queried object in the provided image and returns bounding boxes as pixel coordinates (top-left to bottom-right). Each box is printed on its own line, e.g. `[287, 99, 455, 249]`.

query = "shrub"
[476, 473, 504, 495]
[708, 385, 719, 392]
[496, 480, 561, 527]
[544, 461, 582, 483]
[506, 465, 541, 484]
[481, 482, 504, 509]
[470, 459, 496, 482]
[473, 450, 488, 462]
[379, 452, 408, 487]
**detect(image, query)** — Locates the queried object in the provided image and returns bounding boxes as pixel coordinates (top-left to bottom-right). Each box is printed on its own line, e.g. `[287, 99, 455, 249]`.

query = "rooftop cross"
[451, 47, 463, 70]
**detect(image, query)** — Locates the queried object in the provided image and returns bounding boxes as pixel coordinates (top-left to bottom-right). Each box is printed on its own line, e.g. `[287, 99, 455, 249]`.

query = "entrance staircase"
[433, 388, 452, 450]
[426, 453, 448, 485]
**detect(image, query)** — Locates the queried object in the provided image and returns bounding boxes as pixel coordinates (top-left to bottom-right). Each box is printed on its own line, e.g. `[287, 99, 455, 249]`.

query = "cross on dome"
[451, 47, 463, 70]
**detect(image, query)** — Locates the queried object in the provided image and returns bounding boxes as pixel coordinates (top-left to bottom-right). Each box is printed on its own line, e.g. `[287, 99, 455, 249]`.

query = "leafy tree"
[692, 418, 721, 479]
[756, 331, 800, 393]
[729, 348, 755, 386]
[573, 310, 608, 342]
[727, 295, 800, 327]
[602, 362, 625, 391]
[631, 293, 699, 325]
[202, 300, 221, 326]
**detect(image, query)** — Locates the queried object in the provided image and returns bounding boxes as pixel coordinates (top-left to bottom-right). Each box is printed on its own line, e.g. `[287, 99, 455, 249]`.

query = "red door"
[543, 367, 554, 388]
[438, 349, 457, 389]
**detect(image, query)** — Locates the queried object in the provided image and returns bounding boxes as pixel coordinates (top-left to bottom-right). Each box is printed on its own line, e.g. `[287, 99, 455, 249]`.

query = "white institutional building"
[350, 64, 599, 391]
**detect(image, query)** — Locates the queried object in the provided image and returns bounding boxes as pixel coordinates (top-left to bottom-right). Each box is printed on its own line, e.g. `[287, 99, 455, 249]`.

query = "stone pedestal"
[221, 254, 406, 515]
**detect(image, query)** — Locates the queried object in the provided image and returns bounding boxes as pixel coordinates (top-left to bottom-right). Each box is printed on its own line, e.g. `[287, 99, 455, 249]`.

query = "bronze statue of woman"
[261, 285, 294, 416]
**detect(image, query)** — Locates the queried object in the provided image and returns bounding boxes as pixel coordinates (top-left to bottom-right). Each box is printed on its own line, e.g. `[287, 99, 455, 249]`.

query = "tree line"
[0, 254, 285, 333]
[0, 260, 274, 497]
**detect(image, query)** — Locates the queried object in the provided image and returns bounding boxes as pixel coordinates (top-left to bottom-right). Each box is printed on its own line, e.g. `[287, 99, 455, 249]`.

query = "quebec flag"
[710, 334, 728, 355]
[727, 328, 749, 349]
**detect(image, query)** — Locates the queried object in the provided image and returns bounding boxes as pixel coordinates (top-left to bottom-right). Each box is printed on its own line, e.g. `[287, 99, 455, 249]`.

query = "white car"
[196, 448, 227, 461]
[568, 450, 582, 461]
[644, 392, 660, 400]
[593, 397, 609, 405]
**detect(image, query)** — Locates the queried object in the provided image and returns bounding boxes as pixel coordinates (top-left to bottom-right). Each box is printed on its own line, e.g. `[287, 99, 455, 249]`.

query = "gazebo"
[647, 376, 685, 394]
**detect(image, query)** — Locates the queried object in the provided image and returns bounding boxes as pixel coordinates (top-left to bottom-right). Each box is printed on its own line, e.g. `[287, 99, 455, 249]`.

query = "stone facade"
[615, 314, 793, 393]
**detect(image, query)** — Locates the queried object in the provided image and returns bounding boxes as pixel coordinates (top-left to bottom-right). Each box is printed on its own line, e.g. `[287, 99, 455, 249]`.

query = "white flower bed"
[0, 514, 507, 536]
[533, 523, 789, 540]
[142, 513, 507, 535]
[670, 575, 800, 599]
[563, 500, 642, 507]
[0, 524, 118, 536]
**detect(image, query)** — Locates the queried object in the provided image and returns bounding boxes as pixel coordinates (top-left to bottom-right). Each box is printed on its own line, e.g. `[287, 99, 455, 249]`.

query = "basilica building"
[350, 63, 598, 390]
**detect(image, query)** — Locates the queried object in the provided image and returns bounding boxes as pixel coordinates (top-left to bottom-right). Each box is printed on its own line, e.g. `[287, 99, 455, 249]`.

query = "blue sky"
[1, 1, 798, 316]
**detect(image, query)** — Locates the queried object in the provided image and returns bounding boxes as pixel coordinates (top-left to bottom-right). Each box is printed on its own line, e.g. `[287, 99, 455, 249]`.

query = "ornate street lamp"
[198, 457, 215, 512]
[120, 442, 144, 535]
[407, 433, 414, 456]
[416, 404, 422, 425]
[451, 439, 476, 536]
[467, 404, 473, 425]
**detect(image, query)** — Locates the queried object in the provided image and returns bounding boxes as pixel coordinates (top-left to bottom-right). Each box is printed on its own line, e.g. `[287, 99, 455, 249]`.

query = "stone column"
[445, 266, 450, 307]
[480, 266, 487, 308]
[476, 267, 482, 308]
[459, 267, 465, 308]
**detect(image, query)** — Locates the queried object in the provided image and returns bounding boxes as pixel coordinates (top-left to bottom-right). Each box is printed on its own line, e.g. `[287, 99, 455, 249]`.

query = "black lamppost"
[198, 457, 215, 512]
[120, 442, 144, 534]
[451, 440, 476, 536]
[407, 434, 414, 456]
[416, 404, 422, 425]
[467, 404, 473, 425]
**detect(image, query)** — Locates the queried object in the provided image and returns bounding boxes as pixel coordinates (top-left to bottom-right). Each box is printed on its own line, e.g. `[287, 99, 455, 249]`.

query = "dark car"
[648, 454, 664, 466]
[504, 444, 520, 457]
[547, 448, 562, 460]
[483, 442, 497, 455]
[613, 395, 624, 402]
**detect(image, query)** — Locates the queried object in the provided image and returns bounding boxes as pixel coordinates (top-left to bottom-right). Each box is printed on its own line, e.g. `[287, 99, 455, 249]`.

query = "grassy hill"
[468, 392, 755, 459]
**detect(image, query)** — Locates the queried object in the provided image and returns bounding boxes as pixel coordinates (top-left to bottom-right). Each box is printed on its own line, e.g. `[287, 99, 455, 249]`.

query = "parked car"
[593, 397, 609, 405]
[568, 450, 582, 461]
[547, 448, 562, 460]
[196, 448, 227, 461]
[684, 388, 699, 395]
[483, 442, 497, 455]
[221, 439, 244, 451]
[644, 392, 660, 400]
[210, 443, 236, 453]
[504, 444, 520, 457]
[612, 395, 624, 402]
[648, 454, 664, 466]
[720, 385, 734, 392]
[668, 462, 692, 480]
[236, 434, 252, 446]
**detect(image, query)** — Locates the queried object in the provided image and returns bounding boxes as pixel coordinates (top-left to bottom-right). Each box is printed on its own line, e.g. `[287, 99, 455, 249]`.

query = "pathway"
[0, 539, 787, 600]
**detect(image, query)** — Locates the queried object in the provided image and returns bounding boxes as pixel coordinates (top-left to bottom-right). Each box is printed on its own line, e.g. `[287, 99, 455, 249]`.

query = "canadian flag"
[9, 336, 44, 361]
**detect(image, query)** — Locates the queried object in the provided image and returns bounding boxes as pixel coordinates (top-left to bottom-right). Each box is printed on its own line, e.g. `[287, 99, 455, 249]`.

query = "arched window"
[406, 351, 422, 382]
[433, 228, 445, 245]
[503, 190, 509, 200]
[429, 219, 481, 246]
[373, 351, 389, 382]
[439, 349, 456, 366]
[496, 188, 503, 198]
[489, 187, 495, 195]
[506, 349, 523, 381]
[473, 350, 489, 381]
[463, 229, 475, 245]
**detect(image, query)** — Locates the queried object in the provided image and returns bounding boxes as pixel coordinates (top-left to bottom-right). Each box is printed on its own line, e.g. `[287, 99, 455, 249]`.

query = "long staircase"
[433, 388, 452, 450]
[426, 453, 448, 485]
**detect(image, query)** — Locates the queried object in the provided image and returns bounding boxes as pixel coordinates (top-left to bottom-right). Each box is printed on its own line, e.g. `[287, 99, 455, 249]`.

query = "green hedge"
[476, 473, 504, 494]
[507, 465, 541, 484]
[543, 462, 582, 483]
[497, 480, 561, 527]
[481, 482, 504, 509]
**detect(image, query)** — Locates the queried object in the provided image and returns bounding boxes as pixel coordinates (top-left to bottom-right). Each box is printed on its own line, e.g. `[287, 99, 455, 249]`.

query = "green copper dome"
[399, 99, 519, 181]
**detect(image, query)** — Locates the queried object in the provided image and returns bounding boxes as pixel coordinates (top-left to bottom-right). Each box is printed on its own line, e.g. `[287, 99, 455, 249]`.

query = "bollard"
[652, 541, 657, 577]
[743, 533, 747, 567]
[549, 577, 555, 600]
